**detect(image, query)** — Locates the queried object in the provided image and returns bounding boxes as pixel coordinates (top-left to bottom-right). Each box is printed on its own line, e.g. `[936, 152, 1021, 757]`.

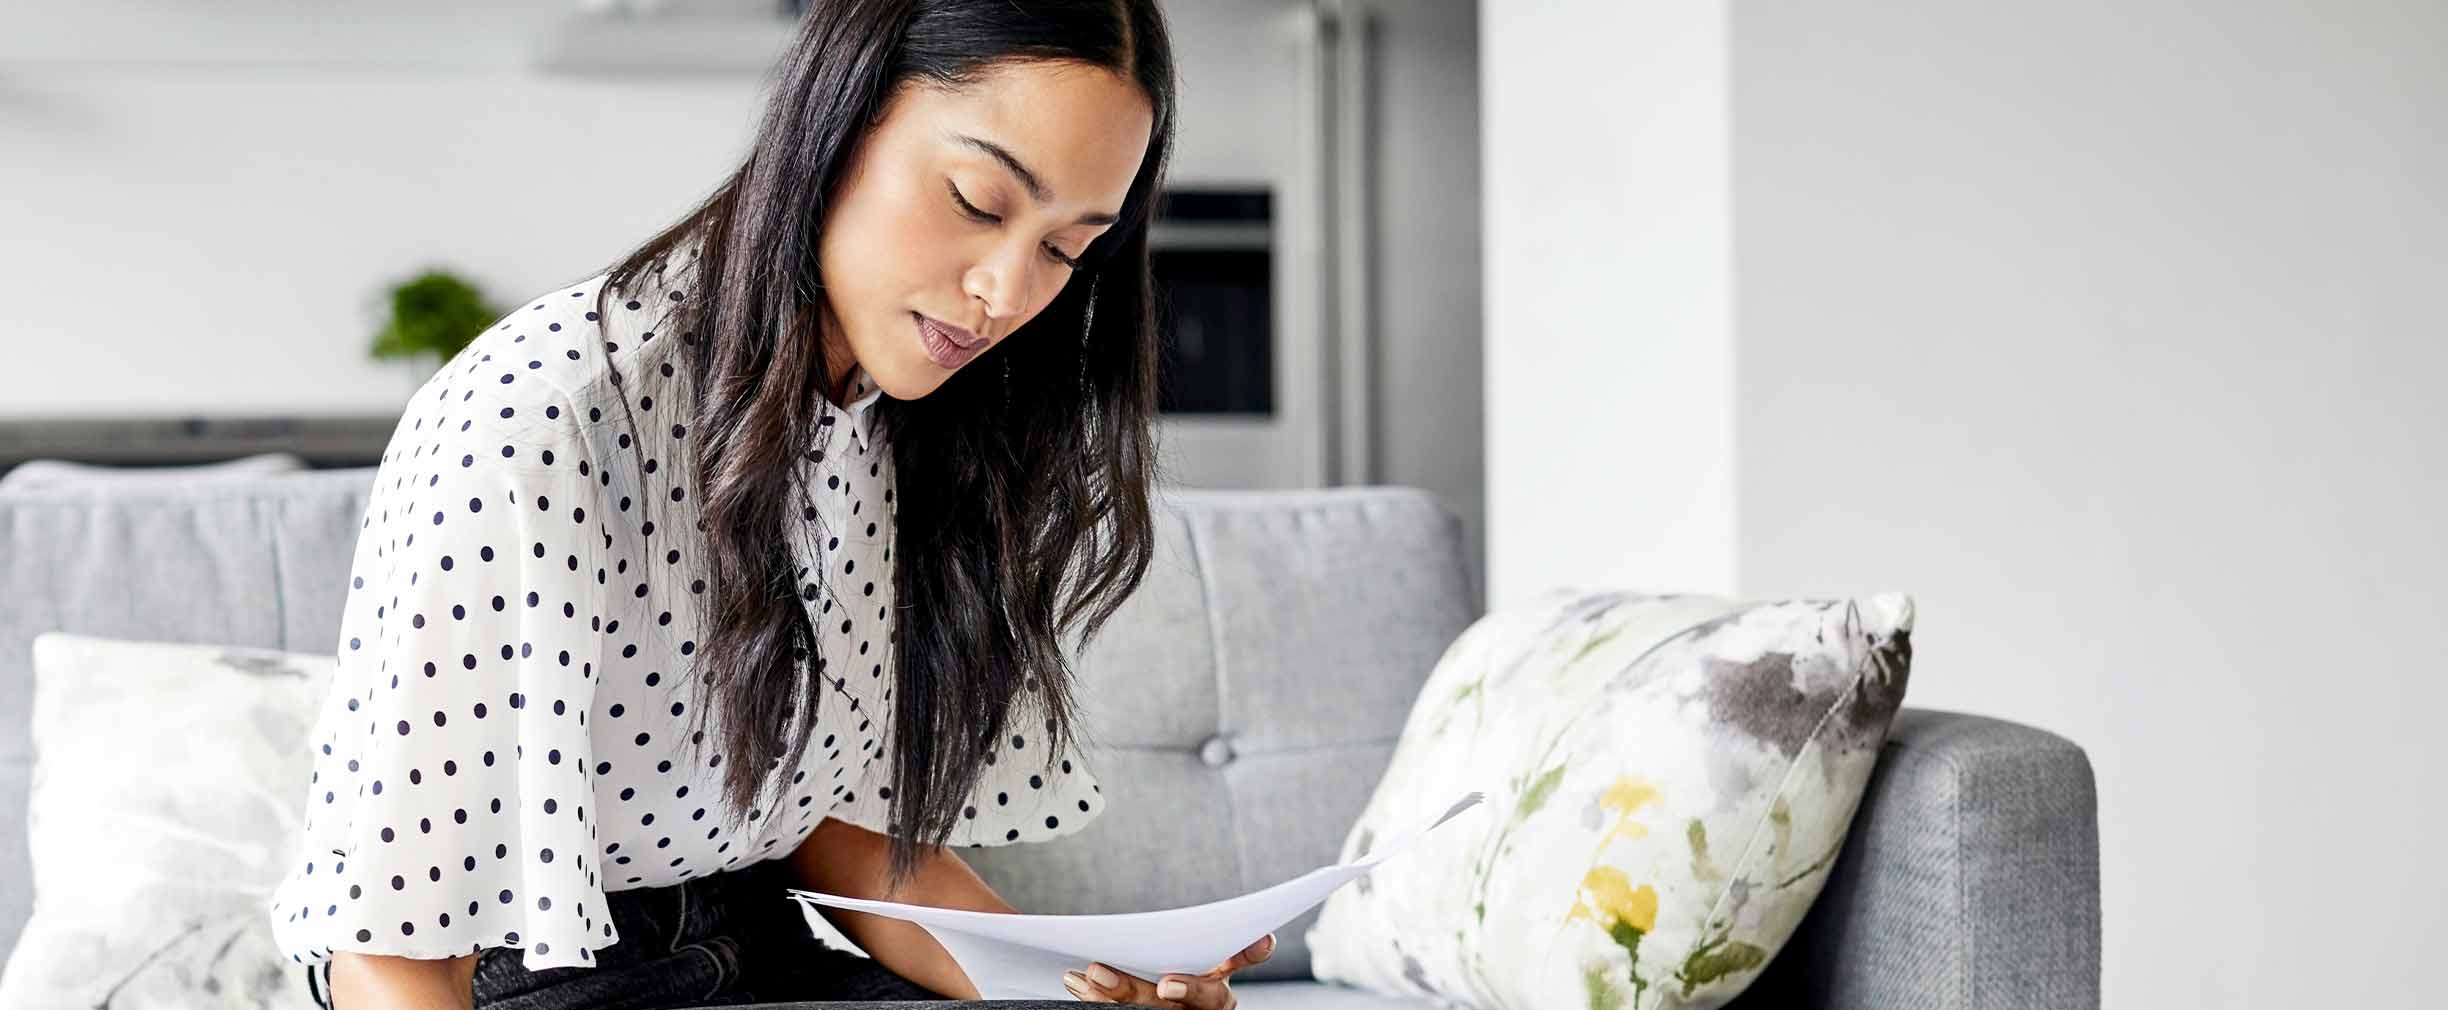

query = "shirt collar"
[831, 361, 884, 419]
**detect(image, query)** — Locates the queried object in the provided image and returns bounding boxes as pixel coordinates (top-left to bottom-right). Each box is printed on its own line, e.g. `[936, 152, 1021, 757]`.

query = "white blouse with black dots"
[265, 240, 1107, 970]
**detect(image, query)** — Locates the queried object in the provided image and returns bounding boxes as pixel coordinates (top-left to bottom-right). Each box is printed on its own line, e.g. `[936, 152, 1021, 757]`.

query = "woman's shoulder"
[452, 270, 635, 408]
[387, 289, 602, 482]
[394, 250, 704, 470]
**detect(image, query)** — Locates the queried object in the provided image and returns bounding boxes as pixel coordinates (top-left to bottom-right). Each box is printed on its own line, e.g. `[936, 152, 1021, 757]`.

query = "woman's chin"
[861, 357, 945, 403]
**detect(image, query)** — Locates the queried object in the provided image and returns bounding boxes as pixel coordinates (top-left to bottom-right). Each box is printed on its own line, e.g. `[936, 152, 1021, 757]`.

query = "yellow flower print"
[1560, 776, 1666, 1006]
[1568, 866, 1659, 935]
[1596, 775, 1662, 851]
[1568, 866, 1659, 1004]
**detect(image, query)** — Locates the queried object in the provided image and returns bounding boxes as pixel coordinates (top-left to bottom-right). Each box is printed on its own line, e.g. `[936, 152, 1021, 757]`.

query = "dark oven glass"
[1150, 188, 1271, 416]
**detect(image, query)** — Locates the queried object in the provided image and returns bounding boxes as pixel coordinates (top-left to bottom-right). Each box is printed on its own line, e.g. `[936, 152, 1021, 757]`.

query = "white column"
[1480, 0, 1736, 609]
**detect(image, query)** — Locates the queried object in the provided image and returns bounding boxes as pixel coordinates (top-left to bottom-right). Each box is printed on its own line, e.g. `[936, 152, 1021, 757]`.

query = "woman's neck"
[798, 301, 863, 409]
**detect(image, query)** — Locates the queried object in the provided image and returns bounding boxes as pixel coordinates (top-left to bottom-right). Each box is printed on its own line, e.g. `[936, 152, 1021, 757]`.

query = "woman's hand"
[1062, 932, 1275, 1009]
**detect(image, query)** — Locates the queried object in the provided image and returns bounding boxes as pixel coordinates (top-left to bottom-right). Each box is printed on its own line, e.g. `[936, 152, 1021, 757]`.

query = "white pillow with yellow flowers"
[1305, 588, 1915, 1010]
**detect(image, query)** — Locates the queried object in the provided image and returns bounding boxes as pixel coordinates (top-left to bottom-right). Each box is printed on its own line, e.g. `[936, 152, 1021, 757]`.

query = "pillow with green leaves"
[1306, 588, 1915, 1010]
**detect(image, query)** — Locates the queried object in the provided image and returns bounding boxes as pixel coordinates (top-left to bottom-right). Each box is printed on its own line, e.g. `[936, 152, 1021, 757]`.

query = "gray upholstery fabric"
[1728, 710, 2103, 1010]
[0, 469, 2101, 1009]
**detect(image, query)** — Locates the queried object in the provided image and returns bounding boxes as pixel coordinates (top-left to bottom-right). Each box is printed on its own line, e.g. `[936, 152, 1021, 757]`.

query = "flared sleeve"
[268, 382, 616, 969]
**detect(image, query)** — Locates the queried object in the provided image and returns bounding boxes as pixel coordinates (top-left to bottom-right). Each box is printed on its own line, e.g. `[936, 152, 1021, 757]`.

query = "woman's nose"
[965, 246, 1036, 324]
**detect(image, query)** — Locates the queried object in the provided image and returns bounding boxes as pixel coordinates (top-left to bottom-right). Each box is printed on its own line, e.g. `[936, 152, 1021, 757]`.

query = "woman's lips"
[915, 312, 983, 348]
[915, 312, 983, 368]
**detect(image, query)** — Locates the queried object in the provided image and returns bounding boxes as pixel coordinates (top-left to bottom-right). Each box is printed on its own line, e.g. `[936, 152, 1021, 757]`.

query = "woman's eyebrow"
[944, 130, 1121, 227]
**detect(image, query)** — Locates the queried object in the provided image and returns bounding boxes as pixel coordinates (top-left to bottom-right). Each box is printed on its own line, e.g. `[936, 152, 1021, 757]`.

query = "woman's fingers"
[1062, 967, 1118, 1002]
[1069, 963, 1152, 1004]
[1069, 939, 1264, 1010]
[1061, 970, 1097, 1001]
[1067, 962, 1229, 1009]
[1157, 971, 1236, 1010]
[1213, 932, 1276, 974]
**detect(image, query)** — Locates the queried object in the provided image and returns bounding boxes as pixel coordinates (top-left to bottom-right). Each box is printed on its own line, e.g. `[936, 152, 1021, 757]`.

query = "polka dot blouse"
[266, 239, 1107, 970]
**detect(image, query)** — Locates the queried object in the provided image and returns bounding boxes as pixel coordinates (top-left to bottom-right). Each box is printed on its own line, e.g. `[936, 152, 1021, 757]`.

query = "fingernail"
[1089, 964, 1121, 988]
[1063, 971, 1087, 993]
[1158, 978, 1188, 999]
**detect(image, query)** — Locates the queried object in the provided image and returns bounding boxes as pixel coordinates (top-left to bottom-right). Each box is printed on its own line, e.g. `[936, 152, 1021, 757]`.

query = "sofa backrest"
[0, 467, 1480, 979]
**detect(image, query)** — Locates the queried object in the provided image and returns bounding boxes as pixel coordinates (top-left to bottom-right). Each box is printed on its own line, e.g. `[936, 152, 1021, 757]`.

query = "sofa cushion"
[0, 633, 325, 1009]
[1306, 589, 1915, 1009]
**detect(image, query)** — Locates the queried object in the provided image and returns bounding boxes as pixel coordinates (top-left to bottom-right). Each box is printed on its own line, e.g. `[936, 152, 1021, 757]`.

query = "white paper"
[787, 790, 1487, 1001]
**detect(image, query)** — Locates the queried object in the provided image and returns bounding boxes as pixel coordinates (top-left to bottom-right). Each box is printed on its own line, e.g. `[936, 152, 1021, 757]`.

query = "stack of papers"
[788, 790, 1486, 1001]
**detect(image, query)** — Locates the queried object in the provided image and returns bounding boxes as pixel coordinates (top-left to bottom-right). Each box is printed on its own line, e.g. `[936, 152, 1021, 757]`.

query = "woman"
[265, 2, 1274, 1007]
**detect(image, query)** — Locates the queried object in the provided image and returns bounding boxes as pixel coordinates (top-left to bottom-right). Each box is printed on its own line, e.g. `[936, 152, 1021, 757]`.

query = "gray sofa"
[0, 468, 2100, 1009]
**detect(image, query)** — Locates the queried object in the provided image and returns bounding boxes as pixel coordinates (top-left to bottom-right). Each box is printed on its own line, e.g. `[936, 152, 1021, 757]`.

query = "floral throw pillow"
[1305, 588, 1915, 1010]
[0, 633, 327, 1010]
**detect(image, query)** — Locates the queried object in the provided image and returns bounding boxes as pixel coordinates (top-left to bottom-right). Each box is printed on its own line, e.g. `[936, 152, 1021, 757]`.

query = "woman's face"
[814, 59, 1154, 404]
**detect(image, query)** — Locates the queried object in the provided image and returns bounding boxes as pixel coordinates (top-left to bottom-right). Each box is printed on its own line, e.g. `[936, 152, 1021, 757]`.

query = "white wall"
[1487, 0, 2443, 1006]
[1733, 2, 2446, 1005]
[0, 2, 772, 418]
[1480, 0, 1738, 607]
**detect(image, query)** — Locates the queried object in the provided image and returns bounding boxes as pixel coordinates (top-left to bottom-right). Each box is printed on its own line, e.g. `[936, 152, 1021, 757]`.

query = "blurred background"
[4, 0, 2441, 1006]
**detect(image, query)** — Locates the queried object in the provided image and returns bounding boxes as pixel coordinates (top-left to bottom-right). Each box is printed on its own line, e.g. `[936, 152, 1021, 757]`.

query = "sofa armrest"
[1738, 707, 2102, 1010]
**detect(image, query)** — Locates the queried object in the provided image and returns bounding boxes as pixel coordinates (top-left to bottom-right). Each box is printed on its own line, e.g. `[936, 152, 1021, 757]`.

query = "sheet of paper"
[787, 789, 1487, 1001]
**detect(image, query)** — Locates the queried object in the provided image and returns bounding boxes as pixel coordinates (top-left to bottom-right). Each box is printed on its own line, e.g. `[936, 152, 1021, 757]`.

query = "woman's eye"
[950, 179, 1077, 268]
[947, 180, 998, 223]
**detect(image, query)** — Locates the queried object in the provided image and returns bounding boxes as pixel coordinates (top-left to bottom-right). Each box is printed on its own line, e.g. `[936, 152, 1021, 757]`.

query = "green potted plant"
[371, 269, 501, 382]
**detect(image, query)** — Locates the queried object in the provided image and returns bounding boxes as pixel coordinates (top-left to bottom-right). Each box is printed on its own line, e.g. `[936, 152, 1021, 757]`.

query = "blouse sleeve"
[827, 680, 1108, 847]
[268, 386, 614, 970]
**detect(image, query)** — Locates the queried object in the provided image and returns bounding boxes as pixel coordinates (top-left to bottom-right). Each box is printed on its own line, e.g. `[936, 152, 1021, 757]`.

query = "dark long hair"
[589, 0, 1174, 890]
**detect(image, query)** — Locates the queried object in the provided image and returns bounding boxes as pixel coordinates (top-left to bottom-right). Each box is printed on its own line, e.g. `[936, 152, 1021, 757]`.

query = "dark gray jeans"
[304, 856, 1025, 1009]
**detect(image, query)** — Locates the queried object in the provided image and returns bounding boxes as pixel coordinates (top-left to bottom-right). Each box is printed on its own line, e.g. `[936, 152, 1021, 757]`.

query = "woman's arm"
[327, 951, 479, 1010]
[787, 816, 1018, 1000]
